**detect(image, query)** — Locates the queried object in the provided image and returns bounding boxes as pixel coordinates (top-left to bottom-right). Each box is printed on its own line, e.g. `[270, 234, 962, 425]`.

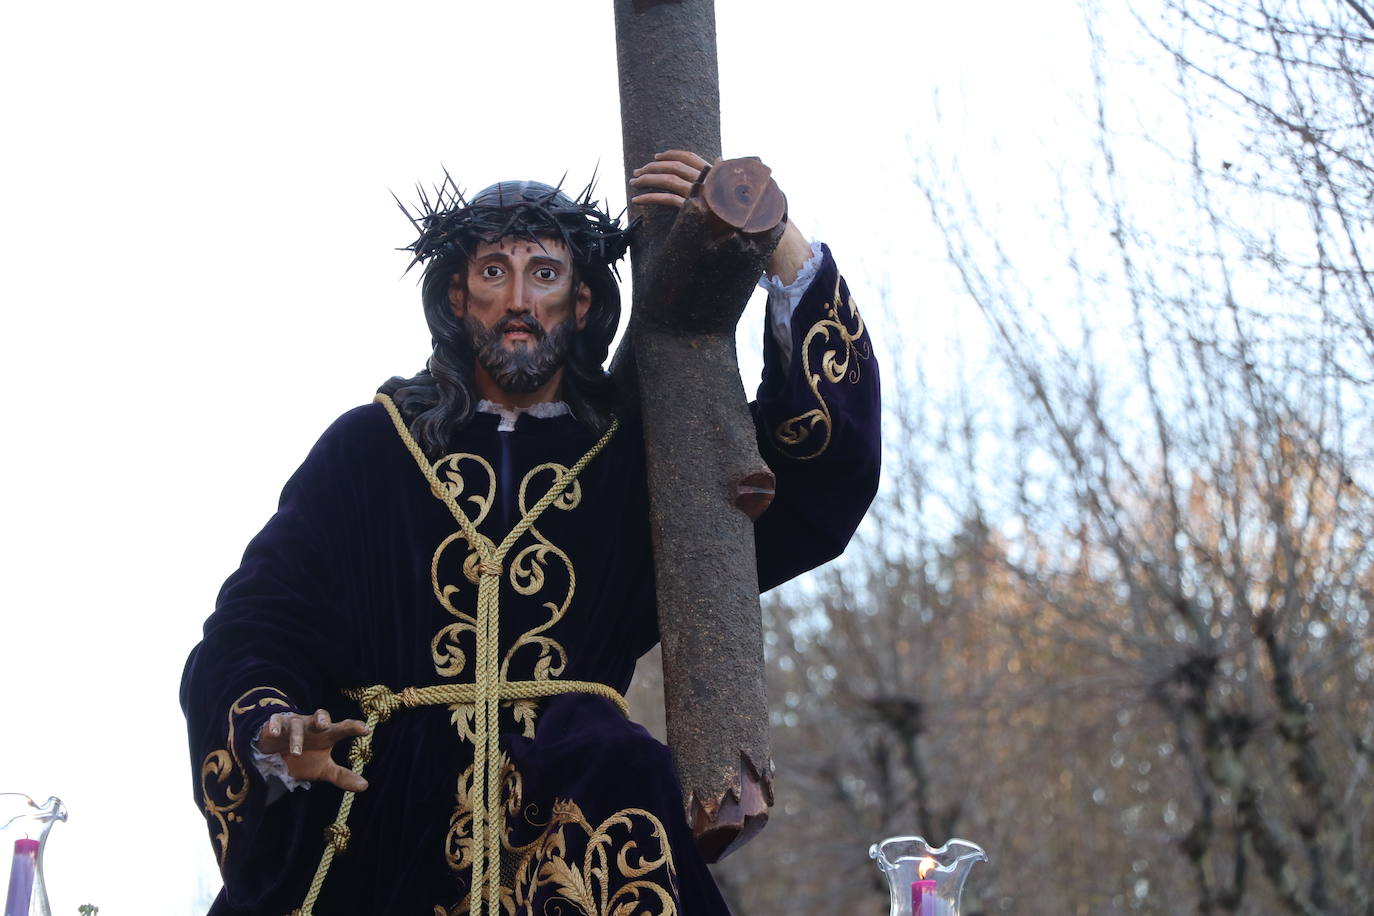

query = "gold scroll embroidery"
[429, 455, 583, 741]
[371, 392, 619, 916]
[430, 452, 497, 688]
[199, 686, 291, 867]
[443, 751, 545, 877]
[773, 273, 871, 460]
[438, 758, 678, 916]
[509, 800, 678, 916]
[502, 460, 583, 735]
[371, 393, 620, 916]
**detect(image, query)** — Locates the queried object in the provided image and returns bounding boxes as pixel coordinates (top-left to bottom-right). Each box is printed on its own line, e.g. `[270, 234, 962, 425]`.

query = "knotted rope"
[290, 395, 621, 916]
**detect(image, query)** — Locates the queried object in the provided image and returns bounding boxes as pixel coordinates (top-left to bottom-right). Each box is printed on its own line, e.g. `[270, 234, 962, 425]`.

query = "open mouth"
[501, 318, 541, 339]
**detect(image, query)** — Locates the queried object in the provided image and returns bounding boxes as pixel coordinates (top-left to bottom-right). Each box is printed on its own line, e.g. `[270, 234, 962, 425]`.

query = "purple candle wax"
[912, 878, 938, 916]
[5, 838, 39, 916]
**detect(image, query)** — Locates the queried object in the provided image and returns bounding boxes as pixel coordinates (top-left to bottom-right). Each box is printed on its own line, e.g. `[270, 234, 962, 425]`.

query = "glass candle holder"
[2, 794, 67, 916]
[870, 835, 987, 916]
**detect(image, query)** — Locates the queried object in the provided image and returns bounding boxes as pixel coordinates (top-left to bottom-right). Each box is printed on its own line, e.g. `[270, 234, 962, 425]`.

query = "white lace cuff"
[758, 240, 825, 370]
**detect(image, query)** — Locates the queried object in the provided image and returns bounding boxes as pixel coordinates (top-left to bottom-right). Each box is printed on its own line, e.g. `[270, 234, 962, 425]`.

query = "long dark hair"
[380, 178, 630, 457]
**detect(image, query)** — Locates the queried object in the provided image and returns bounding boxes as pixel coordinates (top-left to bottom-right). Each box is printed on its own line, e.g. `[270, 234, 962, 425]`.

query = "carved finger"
[336, 718, 372, 737]
[629, 173, 695, 198]
[328, 762, 369, 793]
[321, 719, 371, 747]
[256, 713, 286, 754]
[654, 149, 711, 170]
[311, 708, 331, 731]
[633, 159, 703, 183]
[630, 192, 688, 210]
[289, 717, 305, 756]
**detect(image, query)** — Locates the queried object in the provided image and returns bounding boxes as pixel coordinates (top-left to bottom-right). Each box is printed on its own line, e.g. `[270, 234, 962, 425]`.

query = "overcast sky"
[0, 2, 1100, 911]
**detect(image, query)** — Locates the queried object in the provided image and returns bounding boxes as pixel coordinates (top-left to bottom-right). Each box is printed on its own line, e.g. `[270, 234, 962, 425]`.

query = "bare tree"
[699, 2, 1374, 914]
[906, 1, 1374, 912]
[709, 325, 1016, 915]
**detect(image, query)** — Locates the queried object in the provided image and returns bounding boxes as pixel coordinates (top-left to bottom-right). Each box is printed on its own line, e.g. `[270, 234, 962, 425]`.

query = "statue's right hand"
[256, 709, 371, 792]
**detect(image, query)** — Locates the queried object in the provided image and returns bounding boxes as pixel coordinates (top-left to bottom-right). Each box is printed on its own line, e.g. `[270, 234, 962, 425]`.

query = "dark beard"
[464, 311, 575, 394]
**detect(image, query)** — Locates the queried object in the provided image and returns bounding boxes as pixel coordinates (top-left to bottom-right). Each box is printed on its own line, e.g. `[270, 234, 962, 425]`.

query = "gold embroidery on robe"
[509, 800, 678, 916]
[198, 686, 291, 867]
[430, 452, 497, 686]
[503, 460, 583, 735]
[439, 754, 678, 916]
[444, 752, 528, 876]
[428, 450, 599, 903]
[773, 273, 871, 460]
[428, 452, 582, 740]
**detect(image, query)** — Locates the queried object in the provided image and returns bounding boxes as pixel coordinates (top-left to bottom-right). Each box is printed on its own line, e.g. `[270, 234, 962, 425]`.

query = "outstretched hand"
[629, 149, 812, 285]
[256, 708, 371, 793]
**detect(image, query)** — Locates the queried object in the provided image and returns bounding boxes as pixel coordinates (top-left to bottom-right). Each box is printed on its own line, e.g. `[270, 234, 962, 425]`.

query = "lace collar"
[475, 399, 571, 432]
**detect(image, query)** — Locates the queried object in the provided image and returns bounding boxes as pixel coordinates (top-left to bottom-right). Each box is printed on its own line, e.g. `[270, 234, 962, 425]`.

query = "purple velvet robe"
[181, 246, 880, 915]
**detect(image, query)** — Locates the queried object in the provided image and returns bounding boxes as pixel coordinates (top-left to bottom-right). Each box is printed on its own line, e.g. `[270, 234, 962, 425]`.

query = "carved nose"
[508, 276, 529, 313]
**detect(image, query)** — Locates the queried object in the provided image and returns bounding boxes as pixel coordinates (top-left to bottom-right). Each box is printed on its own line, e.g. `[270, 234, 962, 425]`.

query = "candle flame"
[918, 856, 938, 879]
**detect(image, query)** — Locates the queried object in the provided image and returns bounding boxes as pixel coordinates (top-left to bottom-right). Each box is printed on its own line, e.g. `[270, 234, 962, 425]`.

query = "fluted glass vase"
[870, 835, 987, 916]
[2, 794, 67, 916]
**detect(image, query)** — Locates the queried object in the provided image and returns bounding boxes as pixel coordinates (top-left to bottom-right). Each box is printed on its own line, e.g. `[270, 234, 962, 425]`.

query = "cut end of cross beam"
[687, 752, 774, 862]
[700, 157, 787, 236]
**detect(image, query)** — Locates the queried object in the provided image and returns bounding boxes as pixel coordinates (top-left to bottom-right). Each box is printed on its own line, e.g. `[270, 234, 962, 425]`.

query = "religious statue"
[181, 149, 880, 915]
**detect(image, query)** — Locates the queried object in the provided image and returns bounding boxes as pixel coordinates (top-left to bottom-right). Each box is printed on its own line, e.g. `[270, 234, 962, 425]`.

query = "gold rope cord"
[290, 395, 621, 916]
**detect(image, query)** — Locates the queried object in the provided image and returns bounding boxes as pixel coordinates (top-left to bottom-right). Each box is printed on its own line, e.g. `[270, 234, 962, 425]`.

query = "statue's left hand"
[629, 149, 712, 209]
[630, 149, 812, 285]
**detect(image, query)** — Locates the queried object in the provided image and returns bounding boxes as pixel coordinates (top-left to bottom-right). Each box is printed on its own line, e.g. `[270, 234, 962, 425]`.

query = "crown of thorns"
[396, 171, 633, 273]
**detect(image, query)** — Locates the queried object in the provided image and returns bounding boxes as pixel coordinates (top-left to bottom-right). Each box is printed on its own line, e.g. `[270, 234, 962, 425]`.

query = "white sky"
[0, 2, 1101, 911]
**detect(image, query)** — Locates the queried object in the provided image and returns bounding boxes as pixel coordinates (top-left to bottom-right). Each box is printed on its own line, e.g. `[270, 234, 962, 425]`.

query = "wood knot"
[733, 469, 777, 520]
[324, 823, 351, 852]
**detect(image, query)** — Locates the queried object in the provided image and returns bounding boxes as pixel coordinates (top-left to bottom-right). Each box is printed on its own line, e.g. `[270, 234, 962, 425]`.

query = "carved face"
[449, 236, 592, 396]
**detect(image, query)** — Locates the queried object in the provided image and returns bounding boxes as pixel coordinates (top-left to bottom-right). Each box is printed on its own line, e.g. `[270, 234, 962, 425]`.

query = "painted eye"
[534, 267, 558, 281]
[480, 264, 504, 279]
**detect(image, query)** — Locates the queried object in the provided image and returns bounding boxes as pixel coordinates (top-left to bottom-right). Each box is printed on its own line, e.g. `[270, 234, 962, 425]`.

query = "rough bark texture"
[613, 0, 780, 863]
[614, 0, 722, 186]
[633, 161, 785, 863]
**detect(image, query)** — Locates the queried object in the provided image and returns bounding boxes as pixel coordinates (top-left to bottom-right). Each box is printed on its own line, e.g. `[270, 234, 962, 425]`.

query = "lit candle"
[5, 839, 38, 916]
[911, 878, 939, 916]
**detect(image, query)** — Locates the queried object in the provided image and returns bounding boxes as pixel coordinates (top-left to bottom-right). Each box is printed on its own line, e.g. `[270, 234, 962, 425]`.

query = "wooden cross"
[612, 0, 785, 861]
